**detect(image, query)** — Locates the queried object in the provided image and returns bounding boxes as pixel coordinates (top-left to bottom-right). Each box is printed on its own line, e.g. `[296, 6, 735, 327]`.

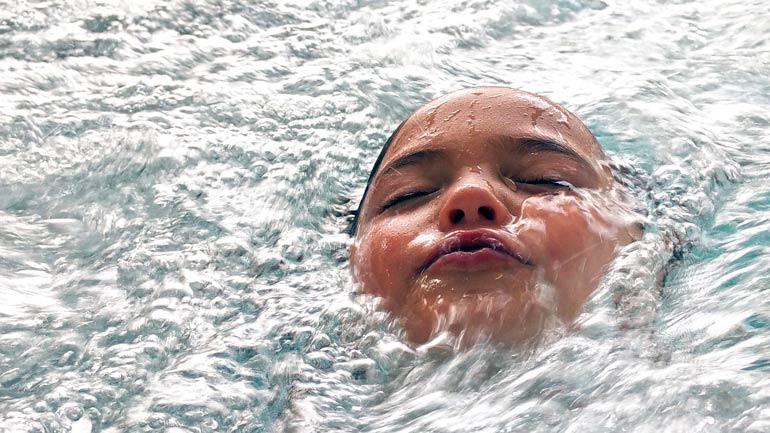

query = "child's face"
[351, 88, 637, 346]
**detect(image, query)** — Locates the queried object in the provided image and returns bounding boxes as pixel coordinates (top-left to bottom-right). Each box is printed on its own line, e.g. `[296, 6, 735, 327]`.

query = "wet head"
[350, 87, 639, 347]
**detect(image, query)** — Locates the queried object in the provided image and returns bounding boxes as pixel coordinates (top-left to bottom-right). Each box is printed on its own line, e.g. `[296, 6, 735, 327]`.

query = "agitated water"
[1, 0, 769, 432]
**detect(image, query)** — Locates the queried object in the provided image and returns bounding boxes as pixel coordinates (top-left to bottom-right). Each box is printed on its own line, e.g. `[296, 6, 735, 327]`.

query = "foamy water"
[1, 0, 769, 432]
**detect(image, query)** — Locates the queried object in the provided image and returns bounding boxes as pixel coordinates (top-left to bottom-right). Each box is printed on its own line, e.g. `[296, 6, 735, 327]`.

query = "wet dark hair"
[348, 119, 409, 236]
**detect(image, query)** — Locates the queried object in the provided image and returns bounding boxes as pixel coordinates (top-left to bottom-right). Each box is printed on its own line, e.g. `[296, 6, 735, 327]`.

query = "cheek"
[522, 193, 615, 247]
[518, 194, 623, 286]
[352, 217, 421, 301]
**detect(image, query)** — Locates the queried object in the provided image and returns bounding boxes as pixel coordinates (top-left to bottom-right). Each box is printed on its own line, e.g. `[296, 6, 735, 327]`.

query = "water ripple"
[1, 0, 769, 431]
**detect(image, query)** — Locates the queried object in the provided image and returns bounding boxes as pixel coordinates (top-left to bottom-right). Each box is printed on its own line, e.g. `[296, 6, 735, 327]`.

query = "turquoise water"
[1, 0, 769, 431]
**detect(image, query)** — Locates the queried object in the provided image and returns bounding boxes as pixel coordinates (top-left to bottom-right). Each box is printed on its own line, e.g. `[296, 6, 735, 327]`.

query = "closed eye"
[513, 177, 575, 190]
[382, 190, 436, 211]
[521, 178, 573, 187]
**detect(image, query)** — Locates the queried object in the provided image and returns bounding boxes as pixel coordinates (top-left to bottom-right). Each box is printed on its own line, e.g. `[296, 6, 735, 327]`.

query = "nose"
[438, 178, 512, 230]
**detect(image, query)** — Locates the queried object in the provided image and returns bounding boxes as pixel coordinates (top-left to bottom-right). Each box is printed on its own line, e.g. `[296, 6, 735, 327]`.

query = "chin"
[414, 267, 537, 295]
[396, 283, 555, 348]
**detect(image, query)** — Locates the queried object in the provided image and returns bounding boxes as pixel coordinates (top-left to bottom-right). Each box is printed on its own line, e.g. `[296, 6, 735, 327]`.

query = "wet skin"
[350, 87, 638, 347]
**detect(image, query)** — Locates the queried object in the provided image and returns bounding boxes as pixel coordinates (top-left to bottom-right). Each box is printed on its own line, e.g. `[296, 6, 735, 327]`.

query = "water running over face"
[351, 87, 642, 349]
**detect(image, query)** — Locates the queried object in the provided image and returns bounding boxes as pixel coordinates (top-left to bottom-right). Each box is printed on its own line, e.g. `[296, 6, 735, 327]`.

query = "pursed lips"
[419, 229, 531, 273]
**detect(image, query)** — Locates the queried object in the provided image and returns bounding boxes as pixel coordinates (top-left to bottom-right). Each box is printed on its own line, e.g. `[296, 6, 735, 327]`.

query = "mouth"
[420, 229, 530, 273]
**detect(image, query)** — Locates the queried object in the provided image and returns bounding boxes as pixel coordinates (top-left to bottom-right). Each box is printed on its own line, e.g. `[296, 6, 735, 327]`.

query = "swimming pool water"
[1, 0, 769, 432]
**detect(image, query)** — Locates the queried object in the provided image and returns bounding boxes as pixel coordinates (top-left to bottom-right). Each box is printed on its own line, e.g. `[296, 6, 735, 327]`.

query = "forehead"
[382, 88, 604, 165]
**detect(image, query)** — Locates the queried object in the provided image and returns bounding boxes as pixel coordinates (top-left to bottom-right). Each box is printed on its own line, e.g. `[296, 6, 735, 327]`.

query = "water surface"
[1, 0, 769, 432]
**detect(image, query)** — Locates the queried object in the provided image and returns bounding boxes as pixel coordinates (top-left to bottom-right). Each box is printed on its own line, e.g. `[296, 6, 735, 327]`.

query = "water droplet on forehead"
[444, 109, 461, 121]
[530, 108, 546, 125]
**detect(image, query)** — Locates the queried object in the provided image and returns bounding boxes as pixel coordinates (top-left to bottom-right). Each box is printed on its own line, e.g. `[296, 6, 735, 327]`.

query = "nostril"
[478, 206, 495, 220]
[450, 209, 464, 224]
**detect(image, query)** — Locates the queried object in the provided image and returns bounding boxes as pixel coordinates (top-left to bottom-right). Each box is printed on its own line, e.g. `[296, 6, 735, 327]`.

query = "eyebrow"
[379, 136, 594, 176]
[378, 149, 445, 177]
[495, 136, 596, 170]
